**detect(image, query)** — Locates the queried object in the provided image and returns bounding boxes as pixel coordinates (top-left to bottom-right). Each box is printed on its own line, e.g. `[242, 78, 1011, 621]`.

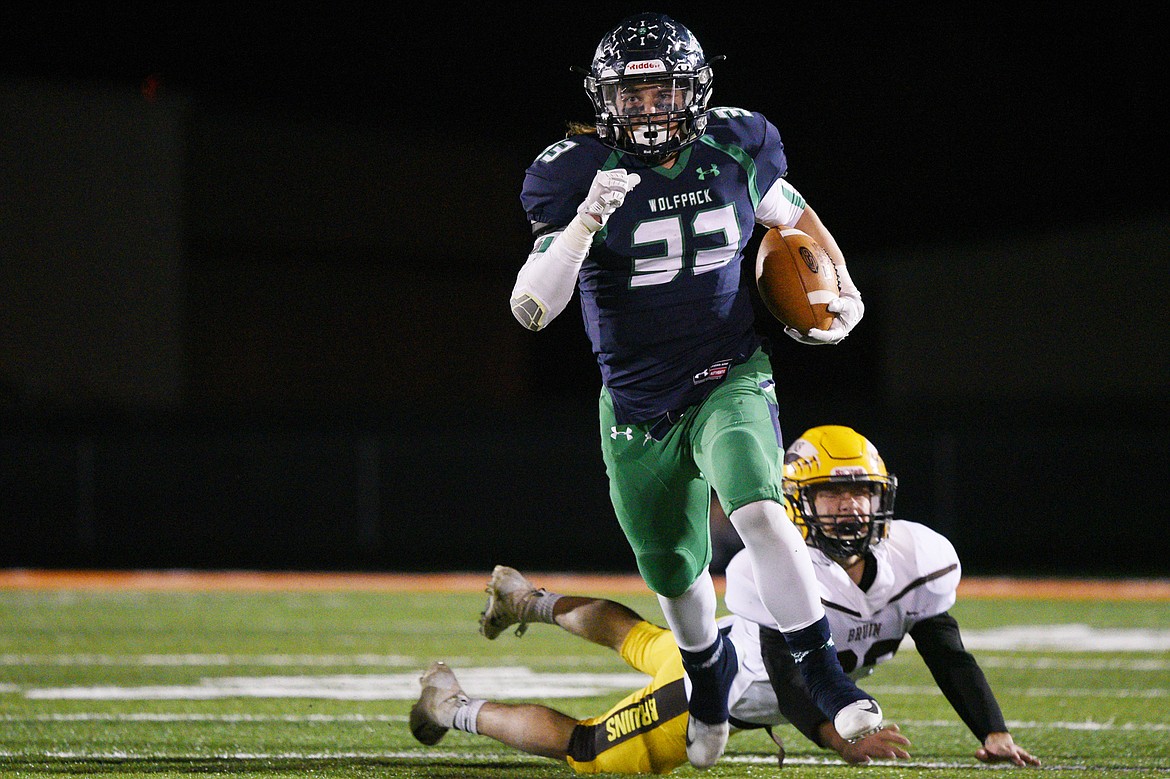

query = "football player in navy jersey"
[506, 12, 873, 768]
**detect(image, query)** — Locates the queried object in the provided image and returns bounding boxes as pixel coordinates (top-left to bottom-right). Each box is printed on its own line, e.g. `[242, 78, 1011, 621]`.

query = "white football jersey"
[723, 520, 961, 679]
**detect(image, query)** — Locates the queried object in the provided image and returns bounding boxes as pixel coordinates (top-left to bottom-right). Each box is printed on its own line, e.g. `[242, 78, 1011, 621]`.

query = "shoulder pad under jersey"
[704, 107, 769, 149]
[521, 134, 616, 227]
[888, 520, 962, 599]
[702, 107, 788, 182]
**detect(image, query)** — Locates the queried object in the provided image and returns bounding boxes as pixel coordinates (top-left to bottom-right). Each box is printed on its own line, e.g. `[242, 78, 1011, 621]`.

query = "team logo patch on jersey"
[693, 359, 731, 385]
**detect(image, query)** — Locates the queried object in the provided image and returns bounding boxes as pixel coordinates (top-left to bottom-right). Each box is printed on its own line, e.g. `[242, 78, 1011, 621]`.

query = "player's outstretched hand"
[577, 169, 641, 232]
[976, 732, 1041, 766]
[837, 723, 911, 764]
[797, 290, 864, 345]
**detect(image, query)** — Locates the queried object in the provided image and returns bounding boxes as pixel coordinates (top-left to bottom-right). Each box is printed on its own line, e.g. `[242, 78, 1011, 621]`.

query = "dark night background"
[1, 4, 1167, 576]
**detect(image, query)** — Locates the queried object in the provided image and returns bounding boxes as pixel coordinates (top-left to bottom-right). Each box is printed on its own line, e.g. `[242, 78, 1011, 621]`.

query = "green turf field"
[1, 579, 1168, 778]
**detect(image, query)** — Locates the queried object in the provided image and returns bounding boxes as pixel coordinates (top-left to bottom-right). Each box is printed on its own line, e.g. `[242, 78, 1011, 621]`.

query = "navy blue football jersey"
[520, 108, 790, 425]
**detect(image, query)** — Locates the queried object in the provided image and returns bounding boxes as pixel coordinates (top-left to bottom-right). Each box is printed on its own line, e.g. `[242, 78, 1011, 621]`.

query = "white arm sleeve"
[509, 214, 596, 331]
[755, 177, 807, 229]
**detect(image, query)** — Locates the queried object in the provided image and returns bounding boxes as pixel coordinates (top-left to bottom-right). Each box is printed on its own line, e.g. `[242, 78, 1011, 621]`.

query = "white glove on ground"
[577, 169, 641, 232]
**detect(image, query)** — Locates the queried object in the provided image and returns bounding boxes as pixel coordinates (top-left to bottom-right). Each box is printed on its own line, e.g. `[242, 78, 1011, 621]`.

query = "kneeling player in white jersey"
[724, 425, 1040, 767]
[410, 565, 909, 774]
[408, 427, 1038, 771]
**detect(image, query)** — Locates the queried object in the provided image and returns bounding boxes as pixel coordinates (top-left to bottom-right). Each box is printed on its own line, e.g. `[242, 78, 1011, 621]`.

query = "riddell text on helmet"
[625, 59, 667, 74]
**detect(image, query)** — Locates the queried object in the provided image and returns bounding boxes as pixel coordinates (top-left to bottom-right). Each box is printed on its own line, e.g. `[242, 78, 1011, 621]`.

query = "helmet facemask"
[782, 425, 898, 562]
[790, 475, 896, 560]
[583, 13, 717, 162]
[586, 70, 713, 160]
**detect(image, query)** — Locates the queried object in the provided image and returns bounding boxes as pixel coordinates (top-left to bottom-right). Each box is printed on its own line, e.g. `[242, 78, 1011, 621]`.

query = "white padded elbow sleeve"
[510, 216, 596, 331]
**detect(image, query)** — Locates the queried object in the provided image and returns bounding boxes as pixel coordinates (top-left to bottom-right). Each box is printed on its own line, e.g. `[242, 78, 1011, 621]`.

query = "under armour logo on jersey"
[696, 165, 720, 180]
[693, 359, 731, 385]
[610, 426, 634, 440]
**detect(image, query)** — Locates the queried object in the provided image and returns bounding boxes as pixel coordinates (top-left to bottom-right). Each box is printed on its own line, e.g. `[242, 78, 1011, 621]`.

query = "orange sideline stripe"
[1, 569, 1169, 600]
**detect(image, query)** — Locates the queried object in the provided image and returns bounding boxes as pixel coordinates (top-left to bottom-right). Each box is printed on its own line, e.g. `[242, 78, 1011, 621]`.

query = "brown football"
[755, 227, 840, 335]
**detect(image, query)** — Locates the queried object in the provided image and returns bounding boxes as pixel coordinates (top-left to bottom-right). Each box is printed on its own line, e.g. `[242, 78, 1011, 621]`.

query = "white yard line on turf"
[3, 713, 1168, 732]
[0, 653, 417, 666]
[0, 750, 1164, 771]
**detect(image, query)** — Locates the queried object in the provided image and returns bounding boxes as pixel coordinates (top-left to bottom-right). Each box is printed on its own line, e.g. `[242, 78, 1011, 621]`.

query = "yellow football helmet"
[783, 425, 897, 559]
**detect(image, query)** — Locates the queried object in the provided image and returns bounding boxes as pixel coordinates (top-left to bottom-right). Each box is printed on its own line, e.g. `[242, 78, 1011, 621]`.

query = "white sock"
[657, 569, 719, 652]
[729, 500, 823, 631]
[451, 698, 486, 734]
[529, 591, 562, 624]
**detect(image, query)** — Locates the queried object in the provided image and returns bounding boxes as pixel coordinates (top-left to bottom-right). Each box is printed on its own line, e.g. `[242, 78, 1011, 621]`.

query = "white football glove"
[577, 169, 641, 232]
[784, 290, 865, 345]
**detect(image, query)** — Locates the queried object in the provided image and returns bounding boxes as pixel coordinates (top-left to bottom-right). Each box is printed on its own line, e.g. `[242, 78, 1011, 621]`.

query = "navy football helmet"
[583, 13, 718, 160]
